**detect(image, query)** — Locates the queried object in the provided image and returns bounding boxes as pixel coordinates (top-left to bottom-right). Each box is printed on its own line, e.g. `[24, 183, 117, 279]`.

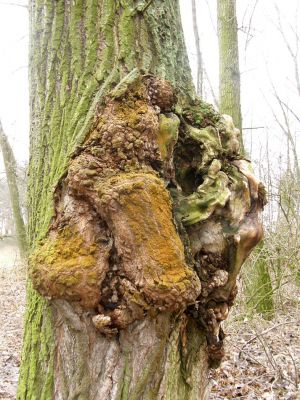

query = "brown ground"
[0, 247, 25, 400]
[210, 308, 300, 400]
[0, 244, 299, 399]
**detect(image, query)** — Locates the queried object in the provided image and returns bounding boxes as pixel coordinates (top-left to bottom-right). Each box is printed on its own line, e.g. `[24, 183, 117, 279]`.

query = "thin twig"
[192, 0, 203, 97]
[287, 349, 299, 389]
[239, 320, 300, 357]
[243, 126, 265, 130]
[0, 1, 28, 8]
[244, 0, 260, 52]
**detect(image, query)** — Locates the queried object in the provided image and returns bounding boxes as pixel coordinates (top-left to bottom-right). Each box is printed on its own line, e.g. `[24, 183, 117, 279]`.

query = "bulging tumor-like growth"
[30, 72, 265, 364]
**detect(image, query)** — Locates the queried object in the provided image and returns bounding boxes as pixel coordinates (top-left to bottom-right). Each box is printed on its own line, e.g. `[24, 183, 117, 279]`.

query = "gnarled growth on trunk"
[31, 73, 265, 367]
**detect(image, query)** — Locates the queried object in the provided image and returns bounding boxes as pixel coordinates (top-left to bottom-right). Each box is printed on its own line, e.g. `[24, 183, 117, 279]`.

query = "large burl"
[30, 72, 265, 362]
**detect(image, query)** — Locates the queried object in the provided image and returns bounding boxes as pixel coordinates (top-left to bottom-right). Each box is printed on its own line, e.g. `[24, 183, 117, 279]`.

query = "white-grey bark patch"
[53, 302, 209, 400]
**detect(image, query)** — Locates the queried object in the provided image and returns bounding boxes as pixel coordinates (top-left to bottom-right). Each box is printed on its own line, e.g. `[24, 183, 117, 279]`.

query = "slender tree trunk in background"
[0, 121, 27, 257]
[192, 0, 203, 98]
[245, 241, 274, 319]
[217, 0, 243, 144]
[17, 1, 264, 399]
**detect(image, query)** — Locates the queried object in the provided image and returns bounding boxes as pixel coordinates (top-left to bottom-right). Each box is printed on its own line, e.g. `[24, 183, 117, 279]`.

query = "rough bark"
[18, 1, 265, 399]
[0, 121, 27, 257]
[217, 0, 242, 137]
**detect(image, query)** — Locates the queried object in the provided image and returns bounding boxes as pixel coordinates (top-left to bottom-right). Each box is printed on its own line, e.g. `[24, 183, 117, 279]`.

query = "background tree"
[18, 1, 264, 399]
[217, 0, 242, 137]
[0, 177, 14, 237]
[192, 0, 203, 97]
[0, 120, 27, 256]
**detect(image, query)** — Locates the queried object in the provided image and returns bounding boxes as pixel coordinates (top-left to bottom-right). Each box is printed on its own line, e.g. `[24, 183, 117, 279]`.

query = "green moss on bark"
[30, 227, 101, 307]
[17, 284, 55, 400]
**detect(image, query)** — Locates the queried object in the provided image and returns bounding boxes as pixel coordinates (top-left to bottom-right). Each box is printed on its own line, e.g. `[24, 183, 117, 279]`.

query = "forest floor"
[209, 305, 300, 399]
[0, 242, 299, 400]
[0, 240, 25, 400]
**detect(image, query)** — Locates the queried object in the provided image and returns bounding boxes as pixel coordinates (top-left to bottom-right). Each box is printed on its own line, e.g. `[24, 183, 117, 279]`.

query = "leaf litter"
[0, 255, 299, 399]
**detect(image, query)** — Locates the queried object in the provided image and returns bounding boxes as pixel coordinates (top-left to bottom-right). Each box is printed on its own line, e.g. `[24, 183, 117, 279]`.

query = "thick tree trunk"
[0, 121, 27, 257]
[18, 1, 264, 399]
[217, 0, 242, 136]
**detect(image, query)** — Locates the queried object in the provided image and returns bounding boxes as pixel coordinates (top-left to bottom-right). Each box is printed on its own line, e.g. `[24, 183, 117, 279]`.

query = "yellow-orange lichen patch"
[30, 227, 109, 308]
[157, 113, 180, 160]
[97, 172, 201, 309]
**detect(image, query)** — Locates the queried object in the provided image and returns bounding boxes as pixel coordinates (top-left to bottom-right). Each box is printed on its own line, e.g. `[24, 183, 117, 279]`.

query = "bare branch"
[243, 126, 265, 130]
[274, 98, 300, 125]
[275, 4, 300, 97]
[239, 320, 300, 357]
[204, 0, 218, 36]
[203, 66, 219, 108]
[244, 0, 260, 52]
[0, 1, 28, 8]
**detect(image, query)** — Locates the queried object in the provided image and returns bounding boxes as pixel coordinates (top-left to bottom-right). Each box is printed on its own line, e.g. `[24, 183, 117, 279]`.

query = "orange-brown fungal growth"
[31, 227, 108, 309]
[30, 72, 265, 365]
[30, 196, 111, 309]
[98, 172, 201, 311]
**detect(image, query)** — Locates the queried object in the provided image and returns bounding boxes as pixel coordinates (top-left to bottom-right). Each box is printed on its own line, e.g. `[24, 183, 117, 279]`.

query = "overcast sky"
[0, 1, 28, 165]
[0, 0, 299, 179]
[181, 0, 300, 167]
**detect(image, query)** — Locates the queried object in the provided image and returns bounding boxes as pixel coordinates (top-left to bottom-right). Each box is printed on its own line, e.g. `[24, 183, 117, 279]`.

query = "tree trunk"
[0, 121, 27, 257]
[217, 0, 242, 138]
[18, 1, 264, 399]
